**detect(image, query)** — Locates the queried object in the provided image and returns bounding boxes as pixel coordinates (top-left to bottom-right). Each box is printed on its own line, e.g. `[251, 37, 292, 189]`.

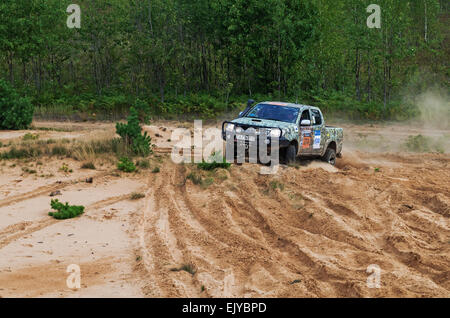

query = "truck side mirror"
[239, 99, 255, 118]
[301, 119, 311, 126]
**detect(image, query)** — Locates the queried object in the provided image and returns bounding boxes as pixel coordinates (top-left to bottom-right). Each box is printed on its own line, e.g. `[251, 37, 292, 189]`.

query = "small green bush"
[152, 167, 160, 173]
[48, 199, 85, 219]
[59, 163, 71, 173]
[117, 157, 136, 172]
[136, 159, 150, 169]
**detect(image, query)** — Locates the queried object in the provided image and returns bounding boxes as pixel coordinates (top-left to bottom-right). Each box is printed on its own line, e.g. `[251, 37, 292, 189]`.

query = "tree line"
[0, 0, 448, 120]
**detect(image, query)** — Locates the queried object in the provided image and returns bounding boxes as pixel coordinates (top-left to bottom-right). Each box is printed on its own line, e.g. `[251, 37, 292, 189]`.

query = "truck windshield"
[245, 104, 299, 123]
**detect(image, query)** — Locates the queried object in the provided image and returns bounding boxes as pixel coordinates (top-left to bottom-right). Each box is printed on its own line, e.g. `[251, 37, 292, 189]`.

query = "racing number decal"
[313, 130, 321, 149]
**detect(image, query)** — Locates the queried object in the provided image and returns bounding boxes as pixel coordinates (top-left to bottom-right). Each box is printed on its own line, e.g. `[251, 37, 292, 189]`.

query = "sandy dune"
[0, 121, 448, 297]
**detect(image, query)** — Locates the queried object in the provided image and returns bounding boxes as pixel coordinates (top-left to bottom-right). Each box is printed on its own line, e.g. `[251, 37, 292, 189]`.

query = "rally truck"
[222, 101, 343, 165]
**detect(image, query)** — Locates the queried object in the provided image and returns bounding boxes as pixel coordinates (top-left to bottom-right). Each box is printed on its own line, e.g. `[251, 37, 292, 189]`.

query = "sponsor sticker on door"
[313, 130, 321, 149]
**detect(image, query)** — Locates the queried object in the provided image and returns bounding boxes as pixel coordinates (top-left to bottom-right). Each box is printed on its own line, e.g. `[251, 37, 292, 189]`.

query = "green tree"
[0, 79, 34, 129]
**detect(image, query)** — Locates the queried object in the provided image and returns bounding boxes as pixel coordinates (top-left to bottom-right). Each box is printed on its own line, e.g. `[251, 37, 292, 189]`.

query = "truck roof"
[262, 101, 316, 109]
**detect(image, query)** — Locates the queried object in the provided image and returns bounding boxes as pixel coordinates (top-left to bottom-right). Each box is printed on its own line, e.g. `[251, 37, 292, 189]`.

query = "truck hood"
[231, 117, 295, 130]
[230, 117, 298, 139]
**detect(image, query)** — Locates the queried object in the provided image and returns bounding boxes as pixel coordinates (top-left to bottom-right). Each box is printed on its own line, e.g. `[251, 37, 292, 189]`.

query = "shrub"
[116, 107, 152, 156]
[136, 159, 150, 169]
[170, 263, 196, 275]
[22, 167, 37, 174]
[117, 157, 136, 172]
[186, 172, 202, 185]
[52, 145, 69, 156]
[81, 162, 96, 170]
[0, 79, 34, 130]
[269, 180, 284, 191]
[152, 167, 160, 173]
[48, 199, 85, 219]
[404, 135, 431, 153]
[0, 146, 42, 159]
[59, 163, 71, 173]
[130, 192, 145, 200]
[197, 157, 231, 171]
[202, 177, 214, 187]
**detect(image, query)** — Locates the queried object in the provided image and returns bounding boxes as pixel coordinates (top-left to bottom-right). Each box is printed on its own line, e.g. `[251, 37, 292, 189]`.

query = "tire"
[285, 144, 297, 164]
[322, 147, 336, 166]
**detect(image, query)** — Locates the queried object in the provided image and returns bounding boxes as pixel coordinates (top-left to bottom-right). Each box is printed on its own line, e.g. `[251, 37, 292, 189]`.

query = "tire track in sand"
[0, 171, 111, 208]
[139, 166, 201, 297]
[0, 193, 135, 250]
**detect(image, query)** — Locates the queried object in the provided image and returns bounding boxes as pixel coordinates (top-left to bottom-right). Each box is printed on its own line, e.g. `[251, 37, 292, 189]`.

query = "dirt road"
[0, 121, 448, 297]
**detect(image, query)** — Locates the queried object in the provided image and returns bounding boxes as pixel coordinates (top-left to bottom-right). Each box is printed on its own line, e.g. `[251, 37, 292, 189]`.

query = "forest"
[0, 0, 448, 123]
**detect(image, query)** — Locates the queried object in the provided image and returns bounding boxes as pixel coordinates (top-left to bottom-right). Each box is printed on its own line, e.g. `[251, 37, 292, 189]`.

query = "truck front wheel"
[322, 147, 336, 166]
[285, 144, 297, 164]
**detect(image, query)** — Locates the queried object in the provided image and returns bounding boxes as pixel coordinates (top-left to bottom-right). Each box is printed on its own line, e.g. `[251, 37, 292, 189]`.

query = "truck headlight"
[270, 129, 281, 138]
[225, 123, 235, 132]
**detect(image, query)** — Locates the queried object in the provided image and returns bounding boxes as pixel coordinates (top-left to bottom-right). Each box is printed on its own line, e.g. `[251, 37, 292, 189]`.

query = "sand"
[0, 121, 448, 298]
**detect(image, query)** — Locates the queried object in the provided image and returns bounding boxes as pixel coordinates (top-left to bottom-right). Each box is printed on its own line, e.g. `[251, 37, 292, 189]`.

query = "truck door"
[310, 108, 325, 155]
[299, 109, 313, 155]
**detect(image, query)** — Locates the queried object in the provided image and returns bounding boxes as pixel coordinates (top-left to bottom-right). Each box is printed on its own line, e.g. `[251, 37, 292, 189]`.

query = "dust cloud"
[415, 89, 450, 130]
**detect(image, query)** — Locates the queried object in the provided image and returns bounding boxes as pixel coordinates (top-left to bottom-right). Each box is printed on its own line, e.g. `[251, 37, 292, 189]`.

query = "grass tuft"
[130, 192, 145, 200]
[136, 159, 150, 169]
[81, 161, 96, 170]
[170, 263, 197, 275]
[22, 133, 39, 141]
[269, 180, 284, 191]
[197, 152, 231, 171]
[152, 166, 160, 173]
[186, 172, 202, 185]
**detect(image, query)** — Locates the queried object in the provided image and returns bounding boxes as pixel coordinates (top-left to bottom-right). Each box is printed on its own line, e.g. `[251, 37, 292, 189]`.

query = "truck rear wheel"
[322, 147, 336, 166]
[285, 144, 297, 164]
